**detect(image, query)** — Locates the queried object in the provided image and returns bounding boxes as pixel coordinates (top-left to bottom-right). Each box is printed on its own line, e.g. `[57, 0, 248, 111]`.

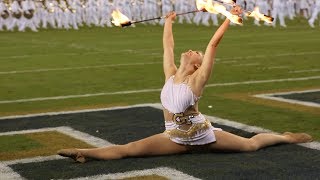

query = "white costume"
[255, 0, 269, 26]
[287, 0, 296, 20]
[7, 0, 22, 31]
[19, 0, 37, 32]
[175, 0, 192, 24]
[272, 0, 287, 27]
[98, 0, 112, 27]
[143, 0, 158, 25]
[160, 0, 173, 25]
[309, 0, 320, 27]
[44, 0, 57, 28]
[131, 0, 143, 21]
[67, 0, 79, 30]
[85, 0, 99, 26]
[300, 0, 310, 18]
[0, 0, 9, 30]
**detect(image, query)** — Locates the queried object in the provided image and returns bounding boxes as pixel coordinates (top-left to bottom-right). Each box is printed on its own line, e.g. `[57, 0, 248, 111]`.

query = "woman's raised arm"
[195, 6, 243, 88]
[163, 12, 177, 80]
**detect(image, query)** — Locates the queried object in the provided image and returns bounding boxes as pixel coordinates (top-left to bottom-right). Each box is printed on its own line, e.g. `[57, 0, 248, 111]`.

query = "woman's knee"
[124, 142, 145, 157]
[243, 139, 259, 152]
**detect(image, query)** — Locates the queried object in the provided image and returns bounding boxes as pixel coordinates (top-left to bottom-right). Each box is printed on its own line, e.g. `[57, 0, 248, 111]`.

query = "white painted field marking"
[0, 126, 112, 149]
[0, 126, 113, 179]
[205, 76, 320, 87]
[0, 62, 162, 75]
[247, 38, 319, 45]
[267, 66, 289, 69]
[70, 167, 201, 180]
[219, 51, 320, 61]
[0, 163, 23, 180]
[254, 89, 320, 108]
[1, 76, 320, 104]
[0, 51, 103, 60]
[290, 69, 320, 73]
[0, 103, 159, 120]
[0, 51, 318, 74]
[232, 63, 260, 67]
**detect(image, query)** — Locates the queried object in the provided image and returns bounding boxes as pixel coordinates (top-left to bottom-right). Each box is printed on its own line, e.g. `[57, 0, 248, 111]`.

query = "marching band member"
[287, 0, 296, 20]
[272, 0, 287, 27]
[143, 0, 158, 25]
[59, 0, 71, 30]
[85, 0, 99, 26]
[176, 0, 192, 24]
[300, 0, 310, 18]
[98, 0, 112, 27]
[7, 0, 22, 31]
[246, 0, 255, 11]
[0, 0, 9, 31]
[255, 0, 269, 26]
[309, 0, 320, 27]
[131, 0, 143, 22]
[73, 0, 84, 26]
[44, 0, 57, 28]
[19, 0, 37, 32]
[160, 0, 173, 25]
[67, 0, 78, 29]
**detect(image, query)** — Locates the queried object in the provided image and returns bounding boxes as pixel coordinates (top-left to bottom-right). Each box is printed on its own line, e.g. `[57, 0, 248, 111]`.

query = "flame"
[196, 0, 242, 25]
[111, 10, 131, 27]
[246, 7, 274, 24]
[213, 3, 243, 25]
[196, 0, 206, 11]
[219, 0, 236, 4]
[204, 0, 219, 14]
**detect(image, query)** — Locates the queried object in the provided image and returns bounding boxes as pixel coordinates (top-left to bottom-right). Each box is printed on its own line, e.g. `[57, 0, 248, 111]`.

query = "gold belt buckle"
[173, 113, 193, 125]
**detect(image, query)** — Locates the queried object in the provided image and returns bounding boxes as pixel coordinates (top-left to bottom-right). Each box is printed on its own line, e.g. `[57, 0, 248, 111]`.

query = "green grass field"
[0, 18, 319, 140]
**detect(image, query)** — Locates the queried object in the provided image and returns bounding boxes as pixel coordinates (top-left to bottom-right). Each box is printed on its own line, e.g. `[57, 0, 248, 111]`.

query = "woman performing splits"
[58, 6, 312, 163]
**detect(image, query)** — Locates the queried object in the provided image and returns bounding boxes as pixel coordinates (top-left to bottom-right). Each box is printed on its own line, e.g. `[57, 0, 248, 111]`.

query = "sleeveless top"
[160, 76, 199, 114]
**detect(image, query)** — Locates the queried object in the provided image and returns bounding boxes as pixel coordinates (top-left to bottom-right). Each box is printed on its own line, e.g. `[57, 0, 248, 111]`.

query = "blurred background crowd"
[0, 0, 319, 32]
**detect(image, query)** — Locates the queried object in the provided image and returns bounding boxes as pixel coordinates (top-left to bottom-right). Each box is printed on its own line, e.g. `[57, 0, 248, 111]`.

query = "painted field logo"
[0, 105, 319, 179]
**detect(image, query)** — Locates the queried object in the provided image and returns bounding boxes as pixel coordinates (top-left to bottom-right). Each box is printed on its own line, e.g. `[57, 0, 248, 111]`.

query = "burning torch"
[111, 0, 273, 27]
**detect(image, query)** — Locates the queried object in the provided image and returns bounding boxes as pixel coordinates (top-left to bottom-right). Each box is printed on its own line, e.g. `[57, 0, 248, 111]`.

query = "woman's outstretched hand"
[165, 12, 176, 21]
[230, 5, 243, 16]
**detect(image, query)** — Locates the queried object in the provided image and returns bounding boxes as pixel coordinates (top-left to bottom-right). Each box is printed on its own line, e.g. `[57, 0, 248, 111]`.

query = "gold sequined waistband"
[165, 119, 212, 139]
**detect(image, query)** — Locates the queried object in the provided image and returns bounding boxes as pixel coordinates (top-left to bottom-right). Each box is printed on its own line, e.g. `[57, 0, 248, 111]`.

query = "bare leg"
[209, 131, 312, 152]
[58, 133, 188, 162]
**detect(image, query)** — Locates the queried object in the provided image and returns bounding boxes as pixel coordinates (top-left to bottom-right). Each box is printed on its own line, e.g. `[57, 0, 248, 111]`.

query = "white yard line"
[253, 89, 320, 108]
[1, 76, 320, 104]
[0, 103, 159, 120]
[290, 69, 320, 73]
[232, 63, 260, 67]
[0, 51, 318, 75]
[70, 167, 201, 180]
[247, 38, 319, 45]
[0, 62, 162, 75]
[267, 66, 290, 69]
[220, 51, 320, 61]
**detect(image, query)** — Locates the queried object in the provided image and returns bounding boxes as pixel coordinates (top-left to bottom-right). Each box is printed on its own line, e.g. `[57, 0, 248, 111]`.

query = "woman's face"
[181, 50, 203, 69]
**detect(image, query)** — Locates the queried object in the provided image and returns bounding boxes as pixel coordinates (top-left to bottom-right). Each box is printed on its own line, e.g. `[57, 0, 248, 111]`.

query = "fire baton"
[116, 10, 201, 27]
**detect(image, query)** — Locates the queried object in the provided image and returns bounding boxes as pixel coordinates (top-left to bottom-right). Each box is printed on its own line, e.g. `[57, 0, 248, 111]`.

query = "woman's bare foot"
[57, 148, 86, 163]
[283, 132, 313, 143]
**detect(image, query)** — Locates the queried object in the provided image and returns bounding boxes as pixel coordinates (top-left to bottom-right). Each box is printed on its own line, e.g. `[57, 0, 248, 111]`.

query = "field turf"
[0, 18, 319, 141]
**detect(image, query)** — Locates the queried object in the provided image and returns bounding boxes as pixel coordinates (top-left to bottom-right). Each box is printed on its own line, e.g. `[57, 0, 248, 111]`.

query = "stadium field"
[0, 18, 319, 179]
